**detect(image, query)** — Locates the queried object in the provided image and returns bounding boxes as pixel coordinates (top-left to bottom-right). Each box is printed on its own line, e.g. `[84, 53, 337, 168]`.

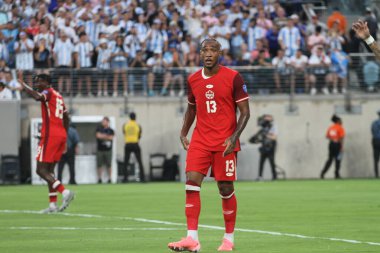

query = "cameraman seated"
[249, 114, 278, 181]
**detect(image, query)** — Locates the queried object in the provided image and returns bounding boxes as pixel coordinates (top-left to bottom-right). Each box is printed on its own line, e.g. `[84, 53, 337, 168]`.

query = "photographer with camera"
[249, 114, 278, 181]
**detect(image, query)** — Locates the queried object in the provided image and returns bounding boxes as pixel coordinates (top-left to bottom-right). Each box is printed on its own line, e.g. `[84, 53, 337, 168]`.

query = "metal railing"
[14, 54, 379, 99]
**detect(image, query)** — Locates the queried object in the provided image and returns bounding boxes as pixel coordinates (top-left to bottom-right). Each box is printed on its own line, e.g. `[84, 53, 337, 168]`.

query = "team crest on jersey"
[206, 84, 213, 89]
[205, 90, 214, 99]
[243, 84, 248, 93]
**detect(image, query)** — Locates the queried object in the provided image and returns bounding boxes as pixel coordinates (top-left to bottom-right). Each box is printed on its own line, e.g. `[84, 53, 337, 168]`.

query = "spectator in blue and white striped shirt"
[146, 19, 167, 58]
[85, 14, 106, 46]
[96, 38, 111, 97]
[74, 32, 94, 96]
[248, 18, 267, 51]
[278, 18, 301, 57]
[135, 14, 148, 43]
[125, 25, 142, 59]
[53, 31, 75, 95]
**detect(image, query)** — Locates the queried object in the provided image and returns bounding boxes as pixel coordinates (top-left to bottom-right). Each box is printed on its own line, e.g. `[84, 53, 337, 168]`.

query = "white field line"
[8, 226, 183, 231]
[1, 210, 379, 246]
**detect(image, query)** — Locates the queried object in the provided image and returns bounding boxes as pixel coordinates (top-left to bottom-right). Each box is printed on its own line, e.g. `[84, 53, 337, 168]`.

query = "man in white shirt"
[0, 82, 12, 99]
[272, 49, 291, 93]
[209, 13, 231, 52]
[14, 31, 34, 83]
[247, 18, 267, 51]
[308, 47, 332, 95]
[4, 69, 22, 100]
[53, 31, 75, 95]
[289, 49, 309, 93]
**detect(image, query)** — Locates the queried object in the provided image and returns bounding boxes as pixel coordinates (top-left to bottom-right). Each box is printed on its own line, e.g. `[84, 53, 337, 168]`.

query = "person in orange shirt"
[321, 115, 345, 179]
[327, 7, 347, 34]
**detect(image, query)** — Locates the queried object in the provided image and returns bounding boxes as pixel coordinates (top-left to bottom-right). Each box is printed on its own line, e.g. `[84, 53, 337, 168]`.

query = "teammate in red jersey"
[20, 74, 75, 213]
[168, 39, 250, 252]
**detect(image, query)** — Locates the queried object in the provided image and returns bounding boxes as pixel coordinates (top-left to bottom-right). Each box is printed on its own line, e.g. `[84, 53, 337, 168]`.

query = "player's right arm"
[352, 20, 380, 62]
[180, 78, 196, 150]
[180, 103, 196, 150]
[18, 79, 45, 101]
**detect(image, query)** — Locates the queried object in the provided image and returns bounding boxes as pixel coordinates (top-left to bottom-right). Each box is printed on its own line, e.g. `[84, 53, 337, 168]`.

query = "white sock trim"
[224, 233, 234, 243]
[220, 191, 235, 199]
[185, 184, 201, 191]
[52, 180, 61, 189]
[187, 230, 199, 241]
[48, 192, 58, 196]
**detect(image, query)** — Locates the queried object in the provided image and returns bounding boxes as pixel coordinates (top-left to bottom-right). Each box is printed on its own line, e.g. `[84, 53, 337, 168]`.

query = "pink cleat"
[217, 238, 234, 251]
[168, 236, 201, 252]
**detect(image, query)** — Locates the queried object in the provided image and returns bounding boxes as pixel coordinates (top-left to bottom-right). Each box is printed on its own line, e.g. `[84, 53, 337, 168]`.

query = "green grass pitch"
[0, 179, 380, 253]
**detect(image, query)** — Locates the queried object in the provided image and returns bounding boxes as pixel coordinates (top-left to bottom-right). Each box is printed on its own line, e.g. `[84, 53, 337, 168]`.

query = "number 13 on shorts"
[225, 159, 235, 177]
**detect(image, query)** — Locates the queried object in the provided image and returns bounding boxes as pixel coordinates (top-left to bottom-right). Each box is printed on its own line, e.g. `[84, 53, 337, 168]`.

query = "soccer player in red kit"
[20, 74, 75, 213]
[168, 39, 250, 252]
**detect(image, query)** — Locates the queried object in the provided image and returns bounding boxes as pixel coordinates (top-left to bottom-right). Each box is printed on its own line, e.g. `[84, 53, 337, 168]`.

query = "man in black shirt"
[96, 116, 114, 183]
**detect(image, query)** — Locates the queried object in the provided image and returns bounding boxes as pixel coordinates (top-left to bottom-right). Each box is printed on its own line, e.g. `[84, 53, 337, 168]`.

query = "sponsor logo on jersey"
[206, 84, 213, 88]
[243, 84, 248, 93]
[226, 172, 234, 177]
[185, 204, 194, 208]
[205, 90, 214, 99]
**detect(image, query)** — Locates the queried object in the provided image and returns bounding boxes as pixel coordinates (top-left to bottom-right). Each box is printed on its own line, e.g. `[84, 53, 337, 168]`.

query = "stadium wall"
[21, 95, 380, 179]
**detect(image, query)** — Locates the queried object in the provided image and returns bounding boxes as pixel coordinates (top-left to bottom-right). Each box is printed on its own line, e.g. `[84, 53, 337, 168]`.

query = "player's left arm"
[223, 100, 250, 157]
[352, 20, 380, 62]
[18, 79, 45, 101]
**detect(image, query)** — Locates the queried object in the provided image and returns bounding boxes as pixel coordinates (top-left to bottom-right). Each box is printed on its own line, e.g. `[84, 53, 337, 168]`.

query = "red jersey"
[187, 66, 249, 151]
[40, 88, 67, 139]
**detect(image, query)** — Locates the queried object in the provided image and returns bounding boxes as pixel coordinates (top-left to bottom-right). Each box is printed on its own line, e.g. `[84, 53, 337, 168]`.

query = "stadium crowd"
[0, 0, 377, 98]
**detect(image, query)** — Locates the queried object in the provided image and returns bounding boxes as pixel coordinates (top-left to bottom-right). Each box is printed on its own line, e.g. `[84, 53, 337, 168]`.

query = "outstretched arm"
[352, 20, 380, 61]
[223, 100, 250, 157]
[18, 79, 44, 101]
[180, 104, 196, 150]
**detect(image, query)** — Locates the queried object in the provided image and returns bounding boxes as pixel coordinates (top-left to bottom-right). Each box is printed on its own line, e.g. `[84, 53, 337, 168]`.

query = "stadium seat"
[149, 153, 167, 181]
[1, 155, 20, 184]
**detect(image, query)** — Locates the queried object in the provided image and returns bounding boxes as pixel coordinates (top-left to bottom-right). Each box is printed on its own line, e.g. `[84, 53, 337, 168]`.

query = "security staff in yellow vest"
[123, 112, 145, 182]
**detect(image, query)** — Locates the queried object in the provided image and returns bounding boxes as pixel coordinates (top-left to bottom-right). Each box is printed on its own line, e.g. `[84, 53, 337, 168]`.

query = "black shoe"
[107, 179, 111, 184]
[98, 179, 102, 184]
[69, 181, 77, 185]
[122, 178, 128, 183]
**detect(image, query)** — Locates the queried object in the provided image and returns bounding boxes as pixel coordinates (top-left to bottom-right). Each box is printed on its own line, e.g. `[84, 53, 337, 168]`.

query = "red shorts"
[36, 136, 66, 163]
[186, 147, 237, 181]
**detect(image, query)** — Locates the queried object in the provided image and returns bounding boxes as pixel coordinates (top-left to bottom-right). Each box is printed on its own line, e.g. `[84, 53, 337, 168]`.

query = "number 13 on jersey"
[206, 100, 217, 113]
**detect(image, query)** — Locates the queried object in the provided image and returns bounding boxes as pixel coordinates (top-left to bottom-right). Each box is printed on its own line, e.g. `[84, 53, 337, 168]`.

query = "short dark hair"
[35, 74, 51, 84]
[130, 112, 136, 120]
[331, 114, 341, 123]
[316, 26, 322, 33]
[200, 38, 221, 49]
[103, 116, 110, 122]
[0, 82, 5, 87]
[79, 32, 87, 38]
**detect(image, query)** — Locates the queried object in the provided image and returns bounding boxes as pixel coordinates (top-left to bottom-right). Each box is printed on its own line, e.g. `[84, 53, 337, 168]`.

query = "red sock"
[52, 180, 66, 194]
[221, 192, 237, 234]
[49, 192, 57, 203]
[185, 180, 201, 230]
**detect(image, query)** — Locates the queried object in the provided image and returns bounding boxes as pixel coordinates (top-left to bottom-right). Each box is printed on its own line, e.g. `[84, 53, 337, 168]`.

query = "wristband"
[365, 35, 375, 45]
